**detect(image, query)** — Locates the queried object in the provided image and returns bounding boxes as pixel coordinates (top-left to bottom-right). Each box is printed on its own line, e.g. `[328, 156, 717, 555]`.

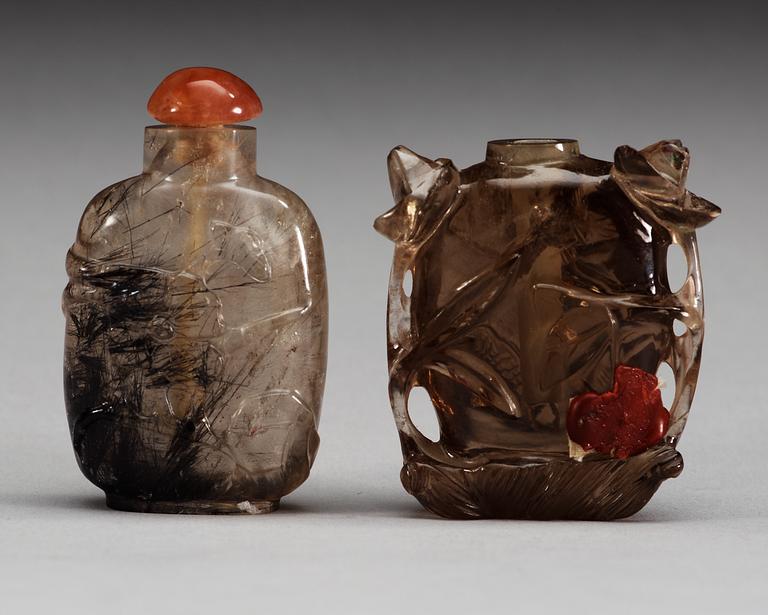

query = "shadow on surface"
[278, 491, 432, 520]
[0, 492, 105, 513]
[0, 486, 748, 523]
[0, 487, 431, 520]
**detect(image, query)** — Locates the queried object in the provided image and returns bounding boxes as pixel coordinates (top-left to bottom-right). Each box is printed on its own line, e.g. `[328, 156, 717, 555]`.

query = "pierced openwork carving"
[375, 138, 719, 519]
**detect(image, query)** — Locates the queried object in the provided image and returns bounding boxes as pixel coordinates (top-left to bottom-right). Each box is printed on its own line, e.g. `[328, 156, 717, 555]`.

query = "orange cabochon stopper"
[147, 67, 263, 127]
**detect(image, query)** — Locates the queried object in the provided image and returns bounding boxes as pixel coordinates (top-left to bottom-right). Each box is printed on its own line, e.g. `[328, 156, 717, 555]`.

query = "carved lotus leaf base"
[401, 445, 683, 520]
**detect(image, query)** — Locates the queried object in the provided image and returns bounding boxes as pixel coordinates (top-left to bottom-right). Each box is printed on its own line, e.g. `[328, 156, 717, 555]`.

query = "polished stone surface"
[147, 67, 263, 126]
[567, 365, 670, 460]
[63, 125, 327, 512]
[375, 138, 719, 519]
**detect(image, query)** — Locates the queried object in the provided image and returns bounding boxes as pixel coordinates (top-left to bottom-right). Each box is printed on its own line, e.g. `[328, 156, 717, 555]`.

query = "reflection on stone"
[375, 138, 718, 520]
[147, 67, 263, 127]
[64, 74, 326, 514]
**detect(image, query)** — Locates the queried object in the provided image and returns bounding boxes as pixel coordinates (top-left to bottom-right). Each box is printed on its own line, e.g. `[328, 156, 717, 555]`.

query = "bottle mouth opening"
[486, 138, 580, 165]
[488, 138, 577, 146]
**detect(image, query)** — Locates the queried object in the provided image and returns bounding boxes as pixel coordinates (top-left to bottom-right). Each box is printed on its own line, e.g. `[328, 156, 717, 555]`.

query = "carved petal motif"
[611, 140, 721, 230]
[374, 147, 460, 245]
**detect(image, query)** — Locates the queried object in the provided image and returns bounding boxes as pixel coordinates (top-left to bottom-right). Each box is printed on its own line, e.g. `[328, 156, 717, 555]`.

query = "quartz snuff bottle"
[375, 138, 720, 520]
[63, 67, 328, 514]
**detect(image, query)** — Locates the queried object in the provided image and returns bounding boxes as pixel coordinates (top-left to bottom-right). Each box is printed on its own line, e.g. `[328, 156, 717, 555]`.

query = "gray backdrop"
[1, 1, 765, 613]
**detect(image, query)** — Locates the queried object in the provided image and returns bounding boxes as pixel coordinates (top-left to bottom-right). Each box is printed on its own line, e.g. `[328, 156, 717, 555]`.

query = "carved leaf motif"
[397, 253, 523, 418]
[203, 220, 272, 288]
[611, 140, 721, 230]
[422, 347, 521, 418]
[374, 147, 460, 245]
[539, 304, 613, 391]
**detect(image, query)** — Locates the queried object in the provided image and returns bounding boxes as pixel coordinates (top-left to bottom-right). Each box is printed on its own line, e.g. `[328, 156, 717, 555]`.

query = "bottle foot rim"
[105, 494, 280, 515]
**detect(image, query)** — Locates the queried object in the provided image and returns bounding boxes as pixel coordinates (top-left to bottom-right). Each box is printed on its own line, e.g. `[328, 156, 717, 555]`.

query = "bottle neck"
[143, 125, 257, 182]
[486, 139, 580, 166]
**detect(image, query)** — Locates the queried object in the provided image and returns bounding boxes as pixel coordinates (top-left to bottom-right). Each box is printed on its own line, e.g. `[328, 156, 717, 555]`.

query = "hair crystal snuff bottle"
[63, 68, 328, 514]
[375, 138, 720, 520]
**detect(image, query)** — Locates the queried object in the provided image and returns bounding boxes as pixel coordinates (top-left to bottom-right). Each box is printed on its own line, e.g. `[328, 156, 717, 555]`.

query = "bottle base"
[105, 494, 280, 515]
[400, 444, 683, 520]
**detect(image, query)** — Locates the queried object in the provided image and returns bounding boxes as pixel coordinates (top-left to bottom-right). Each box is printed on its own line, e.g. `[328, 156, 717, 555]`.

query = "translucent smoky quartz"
[375, 138, 719, 520]
[63, 126, 327, 513]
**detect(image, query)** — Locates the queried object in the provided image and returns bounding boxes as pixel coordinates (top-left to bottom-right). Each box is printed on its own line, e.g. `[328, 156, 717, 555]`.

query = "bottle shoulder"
[75, 172, 321, 240]
[69, 172, 324, 276]
[70, 175, 145, 254]
[244, 174, 321, 234]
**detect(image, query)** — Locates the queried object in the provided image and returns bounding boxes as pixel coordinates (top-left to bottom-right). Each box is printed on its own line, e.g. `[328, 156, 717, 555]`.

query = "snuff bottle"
[62, 68, 327, 513]
[375, 138, 719, 519]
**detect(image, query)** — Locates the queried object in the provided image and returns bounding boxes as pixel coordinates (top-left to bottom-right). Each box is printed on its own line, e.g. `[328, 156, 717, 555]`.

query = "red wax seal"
[567, 365, 670, 459]
[147, 67, 263, 127]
